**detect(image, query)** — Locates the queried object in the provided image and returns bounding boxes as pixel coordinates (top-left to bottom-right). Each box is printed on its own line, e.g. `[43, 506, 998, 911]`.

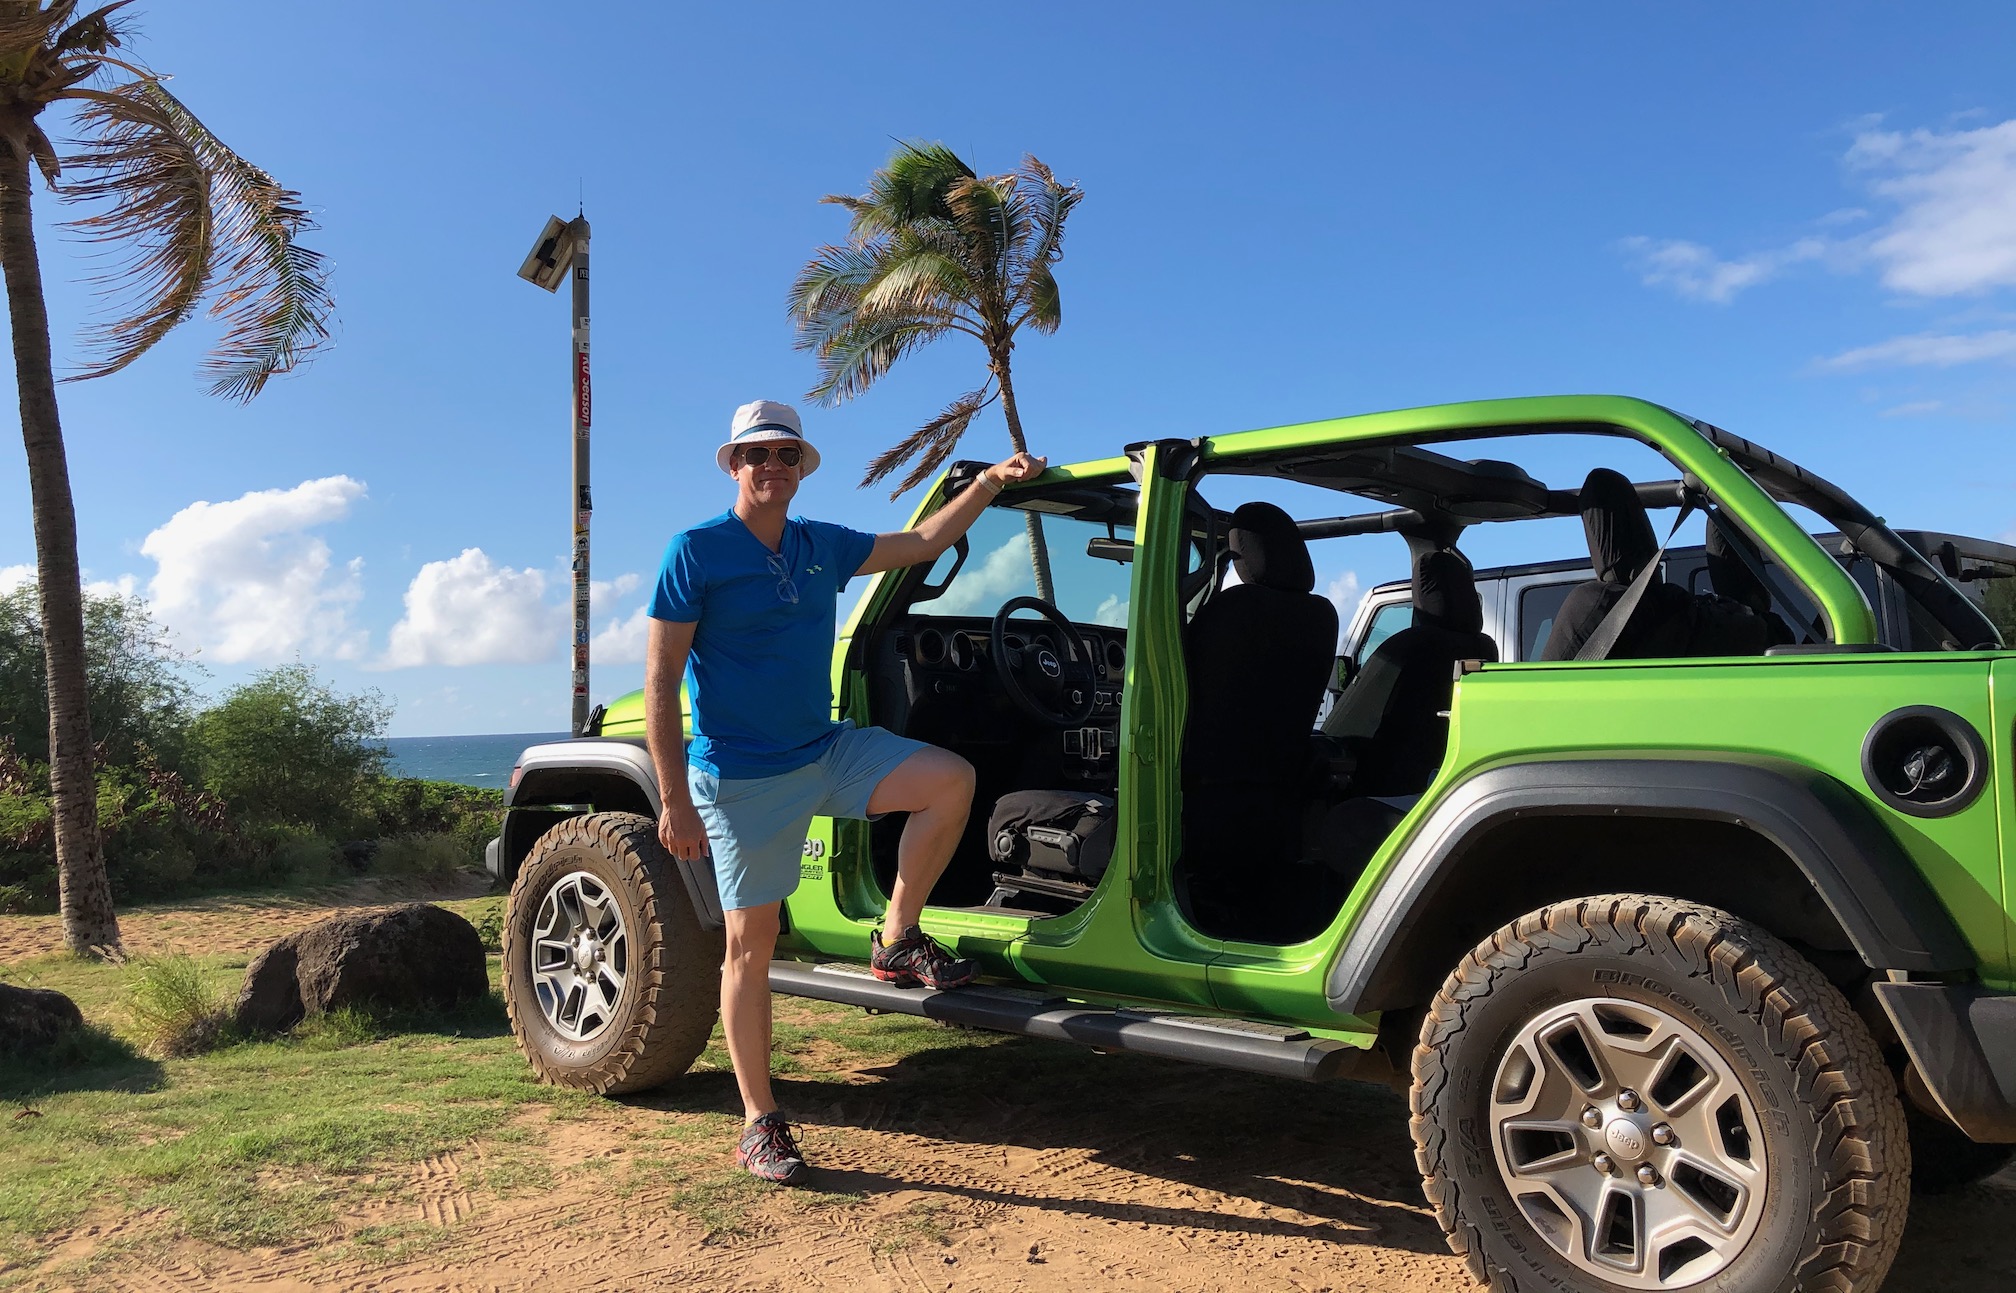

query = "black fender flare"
[1326, 755, 1975, 1015]
[502, 738, 724, 929]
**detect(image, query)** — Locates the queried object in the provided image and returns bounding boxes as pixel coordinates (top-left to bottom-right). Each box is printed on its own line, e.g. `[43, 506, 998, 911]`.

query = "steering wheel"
[989, 596, 1098, 727]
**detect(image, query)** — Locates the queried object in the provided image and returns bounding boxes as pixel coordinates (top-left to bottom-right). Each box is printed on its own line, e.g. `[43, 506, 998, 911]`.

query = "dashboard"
[869, 614, 1128, 784]
[900, 617, 1128, 716]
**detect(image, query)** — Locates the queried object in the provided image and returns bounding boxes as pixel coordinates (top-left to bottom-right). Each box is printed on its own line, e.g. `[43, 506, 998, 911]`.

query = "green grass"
[125, 954, 228, 1056]
[0, 932, 1017, 1281]
[0, 952, 575, 1259]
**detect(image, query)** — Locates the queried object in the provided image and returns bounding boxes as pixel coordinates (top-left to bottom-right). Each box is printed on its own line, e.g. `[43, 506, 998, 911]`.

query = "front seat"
[1323, 549, 1497, 797]
[1539, 467, 1695, 661]
[1181, 502, 1338, 928]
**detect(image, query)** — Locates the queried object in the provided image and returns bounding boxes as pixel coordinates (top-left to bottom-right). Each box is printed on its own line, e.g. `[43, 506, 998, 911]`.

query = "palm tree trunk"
[0, 135, 120, 955]
[994, 359, 1056, 604]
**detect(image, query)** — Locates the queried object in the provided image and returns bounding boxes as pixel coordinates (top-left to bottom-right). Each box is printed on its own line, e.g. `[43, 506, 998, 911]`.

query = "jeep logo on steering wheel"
[1035, 648, 1061, 678]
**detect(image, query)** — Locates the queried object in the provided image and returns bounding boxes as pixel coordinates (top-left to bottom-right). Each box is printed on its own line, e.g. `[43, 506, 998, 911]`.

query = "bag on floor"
[986, 791, 1117, 882]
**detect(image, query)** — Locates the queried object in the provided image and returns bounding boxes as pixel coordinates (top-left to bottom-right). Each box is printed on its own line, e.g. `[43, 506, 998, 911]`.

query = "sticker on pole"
[574, 351, 592, 429]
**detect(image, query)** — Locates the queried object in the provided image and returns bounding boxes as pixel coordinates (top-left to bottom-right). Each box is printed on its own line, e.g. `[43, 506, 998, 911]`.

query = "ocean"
[379, 732, 570, 789]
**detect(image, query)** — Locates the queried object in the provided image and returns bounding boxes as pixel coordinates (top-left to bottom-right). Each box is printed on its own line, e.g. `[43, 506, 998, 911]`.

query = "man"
[645, 399, 1045, 1185]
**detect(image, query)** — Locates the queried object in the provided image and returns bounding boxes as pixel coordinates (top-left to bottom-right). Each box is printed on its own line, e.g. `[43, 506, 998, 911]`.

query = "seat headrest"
[1578, 467, 1658, 585]
[1227, 502, 1314, 593]
[1413, 550, 1483, 634]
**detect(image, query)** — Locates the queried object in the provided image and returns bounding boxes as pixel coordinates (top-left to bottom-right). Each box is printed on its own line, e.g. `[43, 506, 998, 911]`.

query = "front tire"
[503, 812, 722, 1094]
[1411, 894, 1908, 1292]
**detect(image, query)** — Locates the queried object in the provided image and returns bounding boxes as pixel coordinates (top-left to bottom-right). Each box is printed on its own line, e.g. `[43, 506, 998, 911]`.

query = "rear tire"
[1411, 894, 1909, 1293]
[503, 812, 722, 1094]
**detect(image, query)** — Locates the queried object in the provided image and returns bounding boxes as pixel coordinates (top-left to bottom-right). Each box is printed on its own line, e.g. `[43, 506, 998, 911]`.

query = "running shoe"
[871, 925, 978, 989]
[735, 1112, 807, 1184]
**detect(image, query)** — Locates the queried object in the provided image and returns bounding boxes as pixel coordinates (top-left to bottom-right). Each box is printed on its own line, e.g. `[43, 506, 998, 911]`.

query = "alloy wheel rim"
[530, 871, 629, 1042]
[1488, 996, 1768, 1289]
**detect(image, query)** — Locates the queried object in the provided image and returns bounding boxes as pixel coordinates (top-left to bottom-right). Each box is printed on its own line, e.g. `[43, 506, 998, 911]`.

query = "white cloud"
[1622, 236, 1828, 304]
[86, 573, 138, 599]
[913, 532, 1034, 616]
[1323, 570, 1362, 646]
[1627, 116, 2016, 309]
[1819, 329, 2016, 370]
[1850, 119, 2016, 297]
[592, 605, 651, 664]
[379, 548, 562, 668]
[1092, 594, 1128, 627]
[141, 476, 367, 663]
[0, 565, 138, 600]
[577, 572, 651, 664]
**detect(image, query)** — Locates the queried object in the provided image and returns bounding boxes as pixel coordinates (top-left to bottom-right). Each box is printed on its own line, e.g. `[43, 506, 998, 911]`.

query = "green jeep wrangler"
[489, 395, 2016, 1293]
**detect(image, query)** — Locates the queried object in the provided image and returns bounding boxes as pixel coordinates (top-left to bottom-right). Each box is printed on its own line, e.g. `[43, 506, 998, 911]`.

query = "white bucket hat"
[716, 399, 821, 477]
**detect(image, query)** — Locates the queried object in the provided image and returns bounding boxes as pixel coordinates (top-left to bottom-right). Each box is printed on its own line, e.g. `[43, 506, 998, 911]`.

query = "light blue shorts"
[689, 724, 928, 911]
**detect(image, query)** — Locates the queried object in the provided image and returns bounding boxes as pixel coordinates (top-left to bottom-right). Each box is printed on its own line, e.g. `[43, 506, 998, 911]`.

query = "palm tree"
[1, 2, 333, 954]
[789, 141, 1082, 602]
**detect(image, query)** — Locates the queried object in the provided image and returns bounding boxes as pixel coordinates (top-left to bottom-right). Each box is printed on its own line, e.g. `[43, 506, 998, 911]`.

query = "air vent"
[915, 628, 947, 666]
[1860, 705, 1986, 818]
[1105, 639, 1126, 673]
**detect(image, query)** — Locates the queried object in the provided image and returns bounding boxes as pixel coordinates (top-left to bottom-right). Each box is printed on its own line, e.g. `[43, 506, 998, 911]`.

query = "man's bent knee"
[869, 747, 975, 816]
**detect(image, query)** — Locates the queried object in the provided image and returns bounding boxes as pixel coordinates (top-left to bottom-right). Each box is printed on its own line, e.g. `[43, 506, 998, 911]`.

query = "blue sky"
[1, 2, 2012, 735]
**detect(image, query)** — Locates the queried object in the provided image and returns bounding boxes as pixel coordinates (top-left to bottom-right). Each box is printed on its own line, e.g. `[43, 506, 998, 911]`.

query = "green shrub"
[0, 584, 199, 773]
[0, 739, 259, 906]
[126, 954, 229, 1057]
[366, 778, 503, 859]
[193, 664, 391, 835]
[261, 830, 343, 885]
[372, 832, 471, 878]
[465, 897, 506, 952]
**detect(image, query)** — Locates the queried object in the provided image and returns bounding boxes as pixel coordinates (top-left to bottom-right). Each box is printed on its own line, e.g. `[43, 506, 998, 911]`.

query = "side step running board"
[769, 960, 1373, 1083]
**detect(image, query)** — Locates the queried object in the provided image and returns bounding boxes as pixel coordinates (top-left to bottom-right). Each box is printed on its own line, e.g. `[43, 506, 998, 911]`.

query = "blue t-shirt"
[646, 510, 877, 779]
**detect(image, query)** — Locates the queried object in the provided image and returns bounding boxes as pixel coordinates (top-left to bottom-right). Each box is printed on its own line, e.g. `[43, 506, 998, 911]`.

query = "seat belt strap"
[1575, 497, 1698, 662]
[1705, 507, 1826, 642]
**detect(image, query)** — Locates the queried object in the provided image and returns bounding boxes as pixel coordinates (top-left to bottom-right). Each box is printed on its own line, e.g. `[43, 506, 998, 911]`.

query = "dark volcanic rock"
[0, 982, 85, 1055]
[233, 904, 488, 1033]
[234, 939, 304, 1033]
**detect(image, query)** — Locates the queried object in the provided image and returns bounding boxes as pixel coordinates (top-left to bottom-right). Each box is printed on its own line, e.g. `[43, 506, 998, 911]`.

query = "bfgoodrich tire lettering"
[504, 812, 722, 1094]
[1411, 894, 1909, 1293]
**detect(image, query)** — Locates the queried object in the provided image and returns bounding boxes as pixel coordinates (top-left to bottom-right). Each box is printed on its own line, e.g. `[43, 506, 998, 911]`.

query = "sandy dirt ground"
[0, 877, 494, 965]
[13, 886, 2016, 1293]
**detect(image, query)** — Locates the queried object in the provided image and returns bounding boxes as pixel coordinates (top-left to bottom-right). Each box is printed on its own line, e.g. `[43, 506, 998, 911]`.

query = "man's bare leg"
[720, 901, 782, 1123]
[867, 747, 977, 933]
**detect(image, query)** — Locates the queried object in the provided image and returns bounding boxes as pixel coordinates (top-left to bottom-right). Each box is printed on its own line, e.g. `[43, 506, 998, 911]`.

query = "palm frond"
[0, 0, 76, 49]
[787, 238, 885, 326]
[58, 80, 214, 381]
[860, 385, 995, 496]
[1008, 154, 1081, 307]
[24, 120, 59, 184]
[805, 314, 951, 406]
[54, 1, 130, 55]
[61, 78, 331, 401]
[856, 140, 974, 235]
[860, 245, 971, 316]
[1016, 262, 1061, 334]
[0, 3, 131, 114]
[944, 174, 1022, 291]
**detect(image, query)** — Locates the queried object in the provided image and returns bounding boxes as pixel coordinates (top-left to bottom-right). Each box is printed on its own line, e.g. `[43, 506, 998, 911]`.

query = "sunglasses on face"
[735, 445, 803, 469]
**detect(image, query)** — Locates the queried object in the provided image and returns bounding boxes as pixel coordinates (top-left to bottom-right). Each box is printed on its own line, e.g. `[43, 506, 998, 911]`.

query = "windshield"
[910, 501, 1135, 626]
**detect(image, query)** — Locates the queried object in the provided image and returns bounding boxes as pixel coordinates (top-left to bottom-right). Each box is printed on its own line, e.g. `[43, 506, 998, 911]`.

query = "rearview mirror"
[1086, 536, 1135, 564]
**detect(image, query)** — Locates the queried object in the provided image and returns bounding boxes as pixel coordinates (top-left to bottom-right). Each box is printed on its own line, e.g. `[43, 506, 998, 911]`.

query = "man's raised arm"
[856, 450, 1048, 576]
